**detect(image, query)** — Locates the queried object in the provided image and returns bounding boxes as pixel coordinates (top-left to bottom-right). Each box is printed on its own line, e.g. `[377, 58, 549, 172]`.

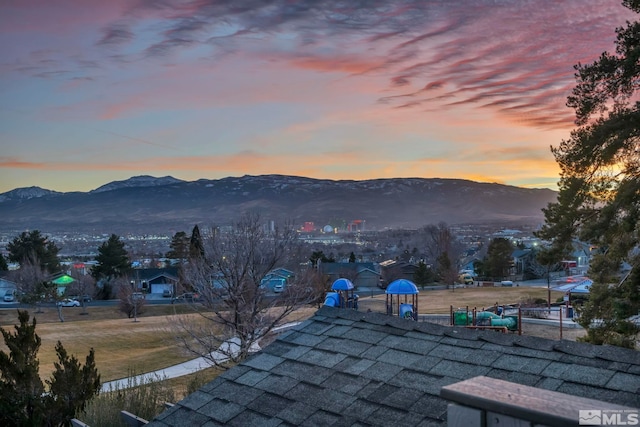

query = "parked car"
[162, 289, 173, 298]
[3, 290, 15, 302]
[458, 274, 474, 285]
[132, 292, 145, 300]
[70, 295, 92, 303]
[58, 298, 80, 307]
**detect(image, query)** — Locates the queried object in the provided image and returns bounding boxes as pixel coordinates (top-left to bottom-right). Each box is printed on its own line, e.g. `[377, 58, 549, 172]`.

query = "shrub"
[0, 310, 100, 426]
[79, 372, 175, 426]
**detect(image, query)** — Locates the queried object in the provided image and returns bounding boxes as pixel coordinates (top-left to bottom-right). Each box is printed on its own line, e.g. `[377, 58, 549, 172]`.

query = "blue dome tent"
[324, 278, 359, 309]
[385, 279, 419, 320]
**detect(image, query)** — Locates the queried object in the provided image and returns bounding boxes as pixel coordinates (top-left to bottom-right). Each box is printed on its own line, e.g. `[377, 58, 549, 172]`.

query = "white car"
[58, 298, 80, 307]
[3, 291, 15, 302]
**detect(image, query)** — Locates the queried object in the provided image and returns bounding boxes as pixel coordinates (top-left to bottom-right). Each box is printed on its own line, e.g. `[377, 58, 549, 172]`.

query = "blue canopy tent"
[385, 279, 419, 320]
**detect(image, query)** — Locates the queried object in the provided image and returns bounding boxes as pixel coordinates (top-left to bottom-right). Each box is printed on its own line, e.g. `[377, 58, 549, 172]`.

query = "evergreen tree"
[436, 252, 457, 288]
[189, 225, 205, 260]
[166, 231, 190, 261]
[0, 310, 100, 425]
[348, 252, 356, 263]
[7, 230, 60, 273]
[0, 253, 7, 271]
[91, 234, 131, 282]
[483, 238, 514, 280]
[413, 261, 434, 289]
[309, 250, 335, 267]
[537, 0, 640, 347]
[0, 311, 44, 425]
[44, 343, 100, 425]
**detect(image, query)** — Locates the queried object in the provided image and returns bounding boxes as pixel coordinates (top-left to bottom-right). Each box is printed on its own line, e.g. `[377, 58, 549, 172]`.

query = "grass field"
[0, 285, 580, 386]
[358, 285, 550, 314]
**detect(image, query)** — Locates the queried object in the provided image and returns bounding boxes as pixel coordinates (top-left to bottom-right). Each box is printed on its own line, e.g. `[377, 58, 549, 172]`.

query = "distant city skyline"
[0, 0, 631, 193]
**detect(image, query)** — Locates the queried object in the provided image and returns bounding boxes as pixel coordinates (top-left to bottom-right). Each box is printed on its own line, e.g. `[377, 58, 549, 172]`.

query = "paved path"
[101, 322, 302, 392]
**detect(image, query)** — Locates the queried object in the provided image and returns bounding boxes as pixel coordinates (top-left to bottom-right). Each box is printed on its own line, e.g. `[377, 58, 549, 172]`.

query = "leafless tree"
[67, 267, 96, 315]
[380, 263, 404, 287]
[303, 267, 331, 308]
[117, 278, 146, 320]
[172, 213, 314, 367]
[7, 254, 55, 315]
[421, 222, 465, 288]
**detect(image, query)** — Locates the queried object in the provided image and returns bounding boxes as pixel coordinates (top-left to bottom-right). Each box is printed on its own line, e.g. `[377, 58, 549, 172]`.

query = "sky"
[0, 0, 632, 193]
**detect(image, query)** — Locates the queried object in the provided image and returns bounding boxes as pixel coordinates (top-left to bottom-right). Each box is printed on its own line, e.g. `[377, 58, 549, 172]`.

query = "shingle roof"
[147, 307, 640, 426]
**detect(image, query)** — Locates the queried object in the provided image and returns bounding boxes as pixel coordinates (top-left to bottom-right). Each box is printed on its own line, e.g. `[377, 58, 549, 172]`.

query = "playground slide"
[454, 310, 518, 331]
[489, 316, 517, 329]
[324, 292, 340, 307]
[399, 303, 414, 319]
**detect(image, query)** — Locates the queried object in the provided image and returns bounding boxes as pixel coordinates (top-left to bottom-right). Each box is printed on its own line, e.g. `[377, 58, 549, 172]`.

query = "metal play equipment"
[324, 278, 359, 309]
[385, 279, 419, 320]
[451, 304, 521, 334]
[552, 277, 592, 318]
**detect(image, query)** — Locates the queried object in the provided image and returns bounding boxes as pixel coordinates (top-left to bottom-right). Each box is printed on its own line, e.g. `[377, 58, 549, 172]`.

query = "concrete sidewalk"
[101, 354, 222, 392]
[101, 321, 302, 392]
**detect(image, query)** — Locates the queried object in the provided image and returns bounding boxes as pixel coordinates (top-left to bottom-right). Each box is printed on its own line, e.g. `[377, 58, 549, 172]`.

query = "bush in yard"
[80, 372, 175, 426]
[0, 310, 101, 426]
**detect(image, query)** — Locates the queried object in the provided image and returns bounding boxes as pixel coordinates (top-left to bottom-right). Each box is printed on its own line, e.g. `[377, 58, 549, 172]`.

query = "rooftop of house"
[147, 307, 640, 426]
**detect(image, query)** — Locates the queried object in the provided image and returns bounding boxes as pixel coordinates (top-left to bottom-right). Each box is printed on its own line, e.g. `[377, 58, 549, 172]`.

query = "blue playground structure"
[385, 279, 419, 320]
[324, 278, 359, 309]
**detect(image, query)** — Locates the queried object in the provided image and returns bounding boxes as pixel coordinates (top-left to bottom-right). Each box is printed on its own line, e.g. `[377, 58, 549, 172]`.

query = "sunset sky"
[0, 0, 632, 193]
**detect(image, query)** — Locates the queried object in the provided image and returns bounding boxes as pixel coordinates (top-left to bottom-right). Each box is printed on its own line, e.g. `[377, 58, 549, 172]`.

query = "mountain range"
[0, 175, 558, 233]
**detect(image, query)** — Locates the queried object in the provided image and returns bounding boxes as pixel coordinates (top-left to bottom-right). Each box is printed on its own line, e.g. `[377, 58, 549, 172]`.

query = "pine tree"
[538, 0, 640, 347]
[483, 238, 514, 280]
[166, 231, 190, 261]
[413, 261, 434, 289]
[91, 234, 131, 282]
[7, 230, 60, 273]
[189, 225, 205, 260]
[0, 310, 100, 425]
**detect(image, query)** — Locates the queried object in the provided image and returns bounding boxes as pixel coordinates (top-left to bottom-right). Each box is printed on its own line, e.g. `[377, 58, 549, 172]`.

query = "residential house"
[146, 307, 640, 426]
[510, 248, 534, 278]
[260, 268, 295, 293]
[570, 241, 592, 275]
[130, 268, 180, 296]
[379, 260, 419, 287]
[320, 262, 381, 288]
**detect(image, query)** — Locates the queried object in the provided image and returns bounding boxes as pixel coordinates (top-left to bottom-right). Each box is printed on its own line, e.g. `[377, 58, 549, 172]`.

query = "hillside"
[0, 175, 557, 233]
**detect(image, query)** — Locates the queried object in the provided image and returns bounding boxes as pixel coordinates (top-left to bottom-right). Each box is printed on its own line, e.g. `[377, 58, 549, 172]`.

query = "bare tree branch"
[171, 213, 315, 367]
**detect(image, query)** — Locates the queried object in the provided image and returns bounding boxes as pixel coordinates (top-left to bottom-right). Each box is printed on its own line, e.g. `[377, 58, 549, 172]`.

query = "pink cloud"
[0, 158, 47, 169]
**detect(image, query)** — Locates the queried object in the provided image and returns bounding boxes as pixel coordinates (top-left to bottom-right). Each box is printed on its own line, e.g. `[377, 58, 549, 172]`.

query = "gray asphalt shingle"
[147, 307, 640, 426]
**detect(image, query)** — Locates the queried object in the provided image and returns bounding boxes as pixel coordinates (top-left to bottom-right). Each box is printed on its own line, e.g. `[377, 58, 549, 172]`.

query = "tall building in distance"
[347, 219, 365, 232]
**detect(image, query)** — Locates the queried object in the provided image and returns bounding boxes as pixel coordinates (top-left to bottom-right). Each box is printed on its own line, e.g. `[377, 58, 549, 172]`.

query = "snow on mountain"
[0, 186, 61, 202]
[0, 175, 558, 233]
[90, 175, 185, 193]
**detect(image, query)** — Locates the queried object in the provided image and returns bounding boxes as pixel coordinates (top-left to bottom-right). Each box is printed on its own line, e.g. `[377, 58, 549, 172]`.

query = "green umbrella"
[51, 275, 75, 285]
